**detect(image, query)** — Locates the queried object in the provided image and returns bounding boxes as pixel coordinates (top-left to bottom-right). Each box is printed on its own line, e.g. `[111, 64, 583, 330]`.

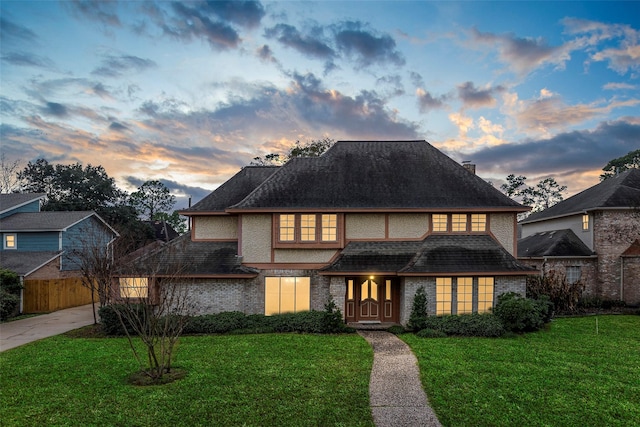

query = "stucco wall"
[273, 249, 339, 263]
[388, 213, 429, 239]
[240, 214, 272, 263]
[346, 214, 385, 239]
[193, 216, 238, 240]
[490, 213, 516, 255]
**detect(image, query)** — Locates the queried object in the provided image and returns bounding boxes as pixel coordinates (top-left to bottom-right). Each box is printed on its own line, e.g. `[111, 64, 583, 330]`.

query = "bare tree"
[0, 154, 21, 193]
[111, 238, 195, 383]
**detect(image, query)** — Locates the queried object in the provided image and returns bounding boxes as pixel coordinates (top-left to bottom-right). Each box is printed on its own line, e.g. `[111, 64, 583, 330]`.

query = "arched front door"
[345, 277, 399, 323]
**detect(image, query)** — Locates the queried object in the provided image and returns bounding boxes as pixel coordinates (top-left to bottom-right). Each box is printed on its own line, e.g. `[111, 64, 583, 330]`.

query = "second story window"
[432, 214, 448, 232]
[452, 214, 467, 232]
[322, 214, 337, 241]
[582, 214, 589, 231]
[4, 234, 16, 250]
[276, 213, 341, 246]
[279, 214, 296, 241]
[471, 214, 487, 232]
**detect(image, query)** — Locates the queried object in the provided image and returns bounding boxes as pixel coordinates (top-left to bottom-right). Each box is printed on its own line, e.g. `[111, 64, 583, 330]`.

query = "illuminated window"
[385, 280, 391, 300]
[436, 277, 452, 315]
[566, 266, 581, 284]
[279, 214, 295, 241]
[457, 277, 473, 314]
[300, 214, 316, 241]
[452, 214, 467, 232]
[432, 214, 448, 232]
[119, 277, 149, 299]
[322, 214, 337, 241]
[477, 277, 494, 313]
[4, 234, 16, 250]
[582, 214, 589, 231]
[265, 277, 310, 315]
[471, 214, 487, 232]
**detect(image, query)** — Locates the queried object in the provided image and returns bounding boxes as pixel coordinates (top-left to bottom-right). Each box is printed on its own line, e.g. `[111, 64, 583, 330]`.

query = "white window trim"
[4, 233, 17, 250]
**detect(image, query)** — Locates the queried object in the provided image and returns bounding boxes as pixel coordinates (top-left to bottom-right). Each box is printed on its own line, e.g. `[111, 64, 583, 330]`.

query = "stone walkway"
[359, 330, 442, 427]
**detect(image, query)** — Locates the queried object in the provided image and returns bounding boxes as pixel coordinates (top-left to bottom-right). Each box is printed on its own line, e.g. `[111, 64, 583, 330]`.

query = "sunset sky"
[1, 1, 639, 208]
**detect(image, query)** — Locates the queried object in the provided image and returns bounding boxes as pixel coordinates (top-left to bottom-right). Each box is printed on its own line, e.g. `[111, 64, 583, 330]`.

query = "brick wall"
[623, 256, 640, 305]
[519, 258, 598, 297]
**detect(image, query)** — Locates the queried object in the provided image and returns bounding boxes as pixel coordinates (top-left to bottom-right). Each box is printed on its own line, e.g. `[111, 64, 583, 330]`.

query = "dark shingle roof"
[522, 168, 640, 224]
[143, 220, 180, 242]
[229, 141, 525, 211]
[517, 229, 595, 258]
[183, 166, 279, 213]
[322, 234, 534, 275]
[0, 251, 62, 276]
[119, 235, 258, 277]
[0, 193, 46, 214]
[0, 211, 97, 231]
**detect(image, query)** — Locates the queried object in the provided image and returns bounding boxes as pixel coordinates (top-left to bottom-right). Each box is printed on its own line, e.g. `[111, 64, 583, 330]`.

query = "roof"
[143, 220, 180, 242]
[0, 211, 118, 236]
[517, 229, 595, 258]
[322, 234, 535, 275]
[622, 239, 640, 257]
[117, 234, 258, 277]
[226, 140, 525, 211]
[0, 193, 46, 215]
[182, 166, 279, 213]
[522, 168, 640, 224]
[0, 251, 62, 276]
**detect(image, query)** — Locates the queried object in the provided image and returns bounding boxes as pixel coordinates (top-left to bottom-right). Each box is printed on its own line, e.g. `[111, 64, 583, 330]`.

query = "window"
[452, 214, 467, 232]
[582, 214, 589, 231]
[471, 214, 487, 232]
[436, 277, 452, 315]
[119, 277, 148, 298]
[279, 214, 295, 241]
[4, 234, 16, 250]
[265, 277, 310, 315]
[566, 266, 581, 284]
[477, 277, 494, 313]
[432, 214, 448, 232]
[457, 277, 473, 314]
[276, 213, 339, 245]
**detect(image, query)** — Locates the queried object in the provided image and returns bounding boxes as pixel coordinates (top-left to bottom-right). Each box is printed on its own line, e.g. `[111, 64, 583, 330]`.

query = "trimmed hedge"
[418, 313, 506, 337]
[493, 292, 553, 333]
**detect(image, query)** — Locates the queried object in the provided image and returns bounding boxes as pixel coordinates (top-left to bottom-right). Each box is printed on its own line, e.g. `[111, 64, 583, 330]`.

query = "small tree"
[407, 286, 428, 331]
[0, 269, 22, 320]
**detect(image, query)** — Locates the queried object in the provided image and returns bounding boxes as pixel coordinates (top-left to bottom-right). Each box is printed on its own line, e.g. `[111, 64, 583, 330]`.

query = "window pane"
[347, 279, 354, 300]
[361, 280, 369, 301]
[370, 280, 378, 301]
[477, 277, 494, 313]
[322, 214, 337, 241]
[385, 280, 391, 300]
[119, 277, 148, 298]
[457, 277, 473, 314]
[279, 214, 295, 241]
[295, 277, 310, 312]
[5, 234, 16, 249]
[436, 277, 452, 315]
[432, 214, 448, 232]
[452, 214, 467, 232]
[280, 277, 296, 313]
[567, 267, 581, 284]
[300, 214, 316, 241]
[265, 277, 280, 315]
[471, 214, 486, 232]
[582, 214, 589, 231]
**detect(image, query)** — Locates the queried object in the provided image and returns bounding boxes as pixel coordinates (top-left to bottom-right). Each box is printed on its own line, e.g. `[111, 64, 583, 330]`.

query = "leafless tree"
[0, 154, 21, 193]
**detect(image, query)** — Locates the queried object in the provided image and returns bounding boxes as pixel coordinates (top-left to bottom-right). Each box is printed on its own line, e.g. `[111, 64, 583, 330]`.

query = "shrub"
[98, 304, 146, 336]
[386, 325, 406, 335]
[420, 313, 506, 337]
[0, 269, 22, 321]
[407, 286, 428, 331]
[493, 292, 553, 333]
[578, 296, 626, 310]
[416, 328, 447, 338]
[527, 271, 584, 314]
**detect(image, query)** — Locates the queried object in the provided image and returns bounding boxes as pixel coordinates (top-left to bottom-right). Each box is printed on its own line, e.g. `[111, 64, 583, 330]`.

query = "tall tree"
[251, 138, 335, 165]
[600, 149, 640, 180]
[129, 180, 176, 221]
[501, 175, 566, 214]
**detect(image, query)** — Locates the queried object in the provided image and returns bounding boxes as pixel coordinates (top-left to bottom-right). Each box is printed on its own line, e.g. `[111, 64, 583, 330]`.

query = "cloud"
[264, 23, 335, 60]
[41, 102, 69, 118]
[469, 119, 640, 176]
[416, 88, 446, 112]
[201, 0, 266, 29]
[332, 21, 405, 67]
[109, 121, 129, 132]
[1, 52, 55, 69]
[603, 82, 637, 90]
[470, 27, 571, 75]
[0, 17, 38, 44]
[66, 0, 121, 28]
[164, 2, 242, 50]
[457, 81, 504, 108]
[91, 54, 157, 77]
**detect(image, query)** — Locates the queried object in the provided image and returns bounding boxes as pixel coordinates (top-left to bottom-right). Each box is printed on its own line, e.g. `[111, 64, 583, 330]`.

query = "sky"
[1, 1, 639, 209]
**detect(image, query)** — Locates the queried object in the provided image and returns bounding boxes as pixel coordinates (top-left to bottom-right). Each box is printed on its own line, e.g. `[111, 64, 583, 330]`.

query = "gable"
[228, 140, 525, 211]
[0, 193, 46, 218]
[518, 229, 595, 258]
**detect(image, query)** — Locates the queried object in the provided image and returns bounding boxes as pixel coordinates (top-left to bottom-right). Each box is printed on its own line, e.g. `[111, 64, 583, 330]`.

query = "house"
[518, 168, 640, 305]
[0, 193, 119, 312]
[119, 140, 535, 324]
[144, 220, 180, 243]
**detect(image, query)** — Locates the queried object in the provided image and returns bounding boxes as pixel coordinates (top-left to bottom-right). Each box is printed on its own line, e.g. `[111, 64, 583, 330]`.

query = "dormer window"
[432, 214, 448, 232]
[452, 214, 468, 232]
[471, 214, 487, 232]
[275, 213, 342, 247]
[4, 234, 16, 250]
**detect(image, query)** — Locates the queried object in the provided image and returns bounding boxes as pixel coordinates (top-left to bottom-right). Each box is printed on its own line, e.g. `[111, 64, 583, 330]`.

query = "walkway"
[359, 330, 442, 427]
[0, 304, 97, 352]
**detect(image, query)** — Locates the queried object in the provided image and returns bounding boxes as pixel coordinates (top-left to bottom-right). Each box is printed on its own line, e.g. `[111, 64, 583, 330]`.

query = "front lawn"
[403, 315, 640, 427]
[0, 334, 374, 426]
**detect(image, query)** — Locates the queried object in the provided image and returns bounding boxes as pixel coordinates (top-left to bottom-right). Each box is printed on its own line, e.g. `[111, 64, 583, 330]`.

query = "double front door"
[345, 277, 399, 323]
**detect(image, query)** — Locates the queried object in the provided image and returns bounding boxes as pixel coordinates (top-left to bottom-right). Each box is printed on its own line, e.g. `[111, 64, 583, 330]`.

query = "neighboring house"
[118, 140, 535, 325]
[0, 193, 119, 312]
[518, 169, 640, 305]
[144, 220, 180, 243]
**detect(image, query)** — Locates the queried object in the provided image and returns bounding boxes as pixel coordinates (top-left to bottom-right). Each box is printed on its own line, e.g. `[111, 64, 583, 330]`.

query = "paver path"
[359, 330, 442, 427]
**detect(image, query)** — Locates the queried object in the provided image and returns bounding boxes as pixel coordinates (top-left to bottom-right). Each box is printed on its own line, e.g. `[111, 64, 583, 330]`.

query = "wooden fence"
[23, 278, 96, 313]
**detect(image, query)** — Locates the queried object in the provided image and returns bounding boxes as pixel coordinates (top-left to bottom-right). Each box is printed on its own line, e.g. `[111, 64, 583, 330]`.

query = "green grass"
[403, 315, 640, 427]
[0, 334, 374, 426]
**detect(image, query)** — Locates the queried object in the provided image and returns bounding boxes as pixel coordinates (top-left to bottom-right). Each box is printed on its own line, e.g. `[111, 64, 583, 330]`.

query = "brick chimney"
[462, 160, 476, 174]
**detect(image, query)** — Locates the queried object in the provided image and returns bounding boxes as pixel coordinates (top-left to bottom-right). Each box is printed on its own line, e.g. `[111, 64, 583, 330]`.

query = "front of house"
[123, 140, 535, 324]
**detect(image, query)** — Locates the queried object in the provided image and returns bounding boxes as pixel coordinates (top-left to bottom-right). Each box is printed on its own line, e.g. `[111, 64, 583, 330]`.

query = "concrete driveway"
[0, 304, 98, 352]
